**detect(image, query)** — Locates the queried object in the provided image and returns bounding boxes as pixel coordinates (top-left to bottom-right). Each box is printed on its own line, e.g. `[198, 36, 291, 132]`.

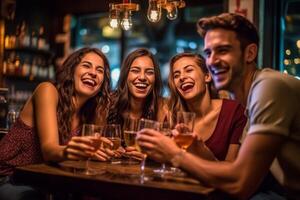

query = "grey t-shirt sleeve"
[247, 75, 295, 136]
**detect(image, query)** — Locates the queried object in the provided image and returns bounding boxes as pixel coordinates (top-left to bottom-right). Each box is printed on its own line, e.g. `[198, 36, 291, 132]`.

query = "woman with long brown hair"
[0, 47, 111, 199]
[137, 52, 246, 162]
[108, 48, 166, 126]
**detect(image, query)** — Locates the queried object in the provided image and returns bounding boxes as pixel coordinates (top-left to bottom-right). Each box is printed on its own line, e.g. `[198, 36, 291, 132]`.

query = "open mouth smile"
[82, 78, 98, 88]
[180, 82, 194, 92]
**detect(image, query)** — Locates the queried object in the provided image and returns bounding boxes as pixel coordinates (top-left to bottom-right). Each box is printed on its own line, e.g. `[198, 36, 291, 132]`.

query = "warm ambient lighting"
[109, 0, 185, 30]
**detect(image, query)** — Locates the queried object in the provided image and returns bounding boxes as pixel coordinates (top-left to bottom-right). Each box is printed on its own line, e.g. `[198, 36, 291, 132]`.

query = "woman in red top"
[137, 53, 246, 161]
[0, 47, 112, 200]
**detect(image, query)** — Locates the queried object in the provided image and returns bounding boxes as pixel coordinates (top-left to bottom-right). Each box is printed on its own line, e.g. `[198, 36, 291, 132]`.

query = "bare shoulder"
[33, 82, 59, 103]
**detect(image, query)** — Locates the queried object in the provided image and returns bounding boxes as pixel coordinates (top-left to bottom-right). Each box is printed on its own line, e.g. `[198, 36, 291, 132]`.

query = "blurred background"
[0, 0, 299, 132]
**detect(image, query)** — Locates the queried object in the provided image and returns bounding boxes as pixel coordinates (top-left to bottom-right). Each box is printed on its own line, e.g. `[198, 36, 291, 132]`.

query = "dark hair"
[168, 52, 209, 112]
[197, 13, 259, 57]
[108, 48, 163, 126]
[55, 47, 111, 141]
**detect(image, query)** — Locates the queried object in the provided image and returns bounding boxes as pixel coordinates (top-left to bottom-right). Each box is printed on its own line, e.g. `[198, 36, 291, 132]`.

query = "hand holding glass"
[81, 124, 103, 175]
[174, 111, 195, 150]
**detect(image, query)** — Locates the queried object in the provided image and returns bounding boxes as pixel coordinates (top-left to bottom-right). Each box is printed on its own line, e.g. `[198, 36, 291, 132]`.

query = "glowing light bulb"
[109, 4, 119, 29]
[121, 11, 133, 31]
[147, 0, 161, 23]
[109, 18, 119, 29]
[166, 2, 178, 20]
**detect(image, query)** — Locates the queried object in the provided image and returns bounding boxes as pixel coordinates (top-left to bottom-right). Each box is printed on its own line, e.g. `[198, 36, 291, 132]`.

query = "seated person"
[0, 47, 112, 200]
[168, 53, 246, 161]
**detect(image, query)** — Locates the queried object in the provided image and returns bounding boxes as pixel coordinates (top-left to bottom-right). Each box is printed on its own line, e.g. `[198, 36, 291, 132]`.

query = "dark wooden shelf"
[4, 47, 54, 57]
[4, 74, 51, 83]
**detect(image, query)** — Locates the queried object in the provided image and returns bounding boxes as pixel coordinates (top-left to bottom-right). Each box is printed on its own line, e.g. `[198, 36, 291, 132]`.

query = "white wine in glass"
[124, 130, 137, 147]
[81, 124, 103, 175]
[103, 124, 122, 163]
[137, 118, 160, 183]
[123, 118, 140, 164]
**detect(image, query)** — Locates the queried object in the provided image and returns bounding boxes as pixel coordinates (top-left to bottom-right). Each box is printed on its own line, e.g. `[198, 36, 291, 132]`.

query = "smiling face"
[172, 56, 211, 101]
[126, 56, 155, 100]
[203, 28, 245, 91]
[74, 52, 105, 100]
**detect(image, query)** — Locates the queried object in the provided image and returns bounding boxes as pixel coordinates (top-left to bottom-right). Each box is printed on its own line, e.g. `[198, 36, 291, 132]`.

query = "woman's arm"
[32, 82, 64, 161]
[33, 82, 94, 162]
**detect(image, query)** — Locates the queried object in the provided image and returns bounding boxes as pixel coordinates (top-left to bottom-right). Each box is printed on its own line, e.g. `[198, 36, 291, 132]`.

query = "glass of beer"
[174, 111, 195, 150]
[171, 111, 195, 176]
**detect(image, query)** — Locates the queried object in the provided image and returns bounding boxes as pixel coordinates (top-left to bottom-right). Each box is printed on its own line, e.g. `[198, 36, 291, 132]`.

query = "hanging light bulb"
[109, 4, 119, 29]
[147, 0, 162, 23]
[166, 2, 178, 20]
[121, 10, 133, 31]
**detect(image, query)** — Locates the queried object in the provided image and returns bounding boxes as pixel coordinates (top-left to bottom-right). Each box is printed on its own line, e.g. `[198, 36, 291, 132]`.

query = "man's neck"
[230, 64, 258, 106]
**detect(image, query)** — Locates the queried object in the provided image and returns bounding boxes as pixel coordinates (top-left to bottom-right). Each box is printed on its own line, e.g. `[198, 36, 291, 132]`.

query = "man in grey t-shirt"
[136, 13, 300, 199]
[197, 13, 300, 199]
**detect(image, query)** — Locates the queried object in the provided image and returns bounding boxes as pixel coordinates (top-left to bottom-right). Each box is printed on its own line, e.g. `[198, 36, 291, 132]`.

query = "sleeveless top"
[0, 117, 80, 176]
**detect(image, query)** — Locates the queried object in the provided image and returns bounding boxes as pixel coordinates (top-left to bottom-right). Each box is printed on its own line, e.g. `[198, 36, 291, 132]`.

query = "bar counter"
[13, 160, 224, 200]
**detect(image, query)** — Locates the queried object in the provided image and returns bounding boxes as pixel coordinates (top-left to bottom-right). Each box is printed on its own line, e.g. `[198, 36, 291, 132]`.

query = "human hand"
[123, 146, 144, 161]
[136, 128, 181, 163]
[64, 136, 99, 160]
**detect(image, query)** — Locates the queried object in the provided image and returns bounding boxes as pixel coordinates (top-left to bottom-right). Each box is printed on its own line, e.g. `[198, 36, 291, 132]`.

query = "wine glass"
[80, 124, 103, 175]
[153, 112, 174, 176]
[172, 111, 195, 176]
[102, 124, 122, 164]
[136, 118, 160, 183]
[174, 111, 195, 150]
[123, 118, 140, 164]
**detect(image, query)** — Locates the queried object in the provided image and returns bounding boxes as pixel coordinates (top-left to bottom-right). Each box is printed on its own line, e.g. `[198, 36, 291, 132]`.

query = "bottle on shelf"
[0, 88, 9, 130]
[37, 26, 47, 50]
[18, 21, 31, 47]
[31, 29, 38, 48]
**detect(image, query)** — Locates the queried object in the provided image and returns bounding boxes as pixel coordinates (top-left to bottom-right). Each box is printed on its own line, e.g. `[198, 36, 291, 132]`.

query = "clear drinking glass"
[136, 118, 160, 182]
[172, 111, 195, 176]
[80, 124, 103, 175]
[153, 112, 174, 176]
[123, 118, 140, 164]
[102, 124, 122, 164]
[174, 111, 195, 151]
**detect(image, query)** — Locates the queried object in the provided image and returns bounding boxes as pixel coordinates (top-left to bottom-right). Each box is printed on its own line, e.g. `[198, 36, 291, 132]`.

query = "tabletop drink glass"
[102, 124, 122, 164]
[171, 111, 195, 176]
[81, 124, 103, 175]
[153, 112, 174, 176]
[136, 118, 160, 183]
[123, 118, 140, 164]
[174, 111, 195, 150]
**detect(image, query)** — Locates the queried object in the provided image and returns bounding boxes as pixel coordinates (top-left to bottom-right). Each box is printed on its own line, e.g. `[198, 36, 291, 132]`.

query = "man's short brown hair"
[197, 13, 259, 51]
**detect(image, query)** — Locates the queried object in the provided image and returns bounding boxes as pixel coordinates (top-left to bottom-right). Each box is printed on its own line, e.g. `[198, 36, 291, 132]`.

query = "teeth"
[181, 82, 194, 90]
[82, 79, 96, 86]
[135, 83, 148, 88]
[212, 68, 227, 74]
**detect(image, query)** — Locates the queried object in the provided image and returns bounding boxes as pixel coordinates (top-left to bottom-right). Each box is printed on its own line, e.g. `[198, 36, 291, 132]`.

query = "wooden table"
[13, 160, 220, 200]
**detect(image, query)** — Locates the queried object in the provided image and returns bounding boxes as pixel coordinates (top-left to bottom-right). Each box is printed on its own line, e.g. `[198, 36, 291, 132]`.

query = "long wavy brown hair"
[108, 48, 163, 126]
[55, 47, 111, 141]
[168, 53, 209, 113]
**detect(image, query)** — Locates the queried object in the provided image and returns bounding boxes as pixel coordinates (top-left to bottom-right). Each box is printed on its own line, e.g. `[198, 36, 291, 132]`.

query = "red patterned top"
[0, 118, 80, 176]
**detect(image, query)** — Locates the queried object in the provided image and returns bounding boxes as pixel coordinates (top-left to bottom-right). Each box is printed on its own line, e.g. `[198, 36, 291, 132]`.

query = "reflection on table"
[13, 160, 220, 200]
